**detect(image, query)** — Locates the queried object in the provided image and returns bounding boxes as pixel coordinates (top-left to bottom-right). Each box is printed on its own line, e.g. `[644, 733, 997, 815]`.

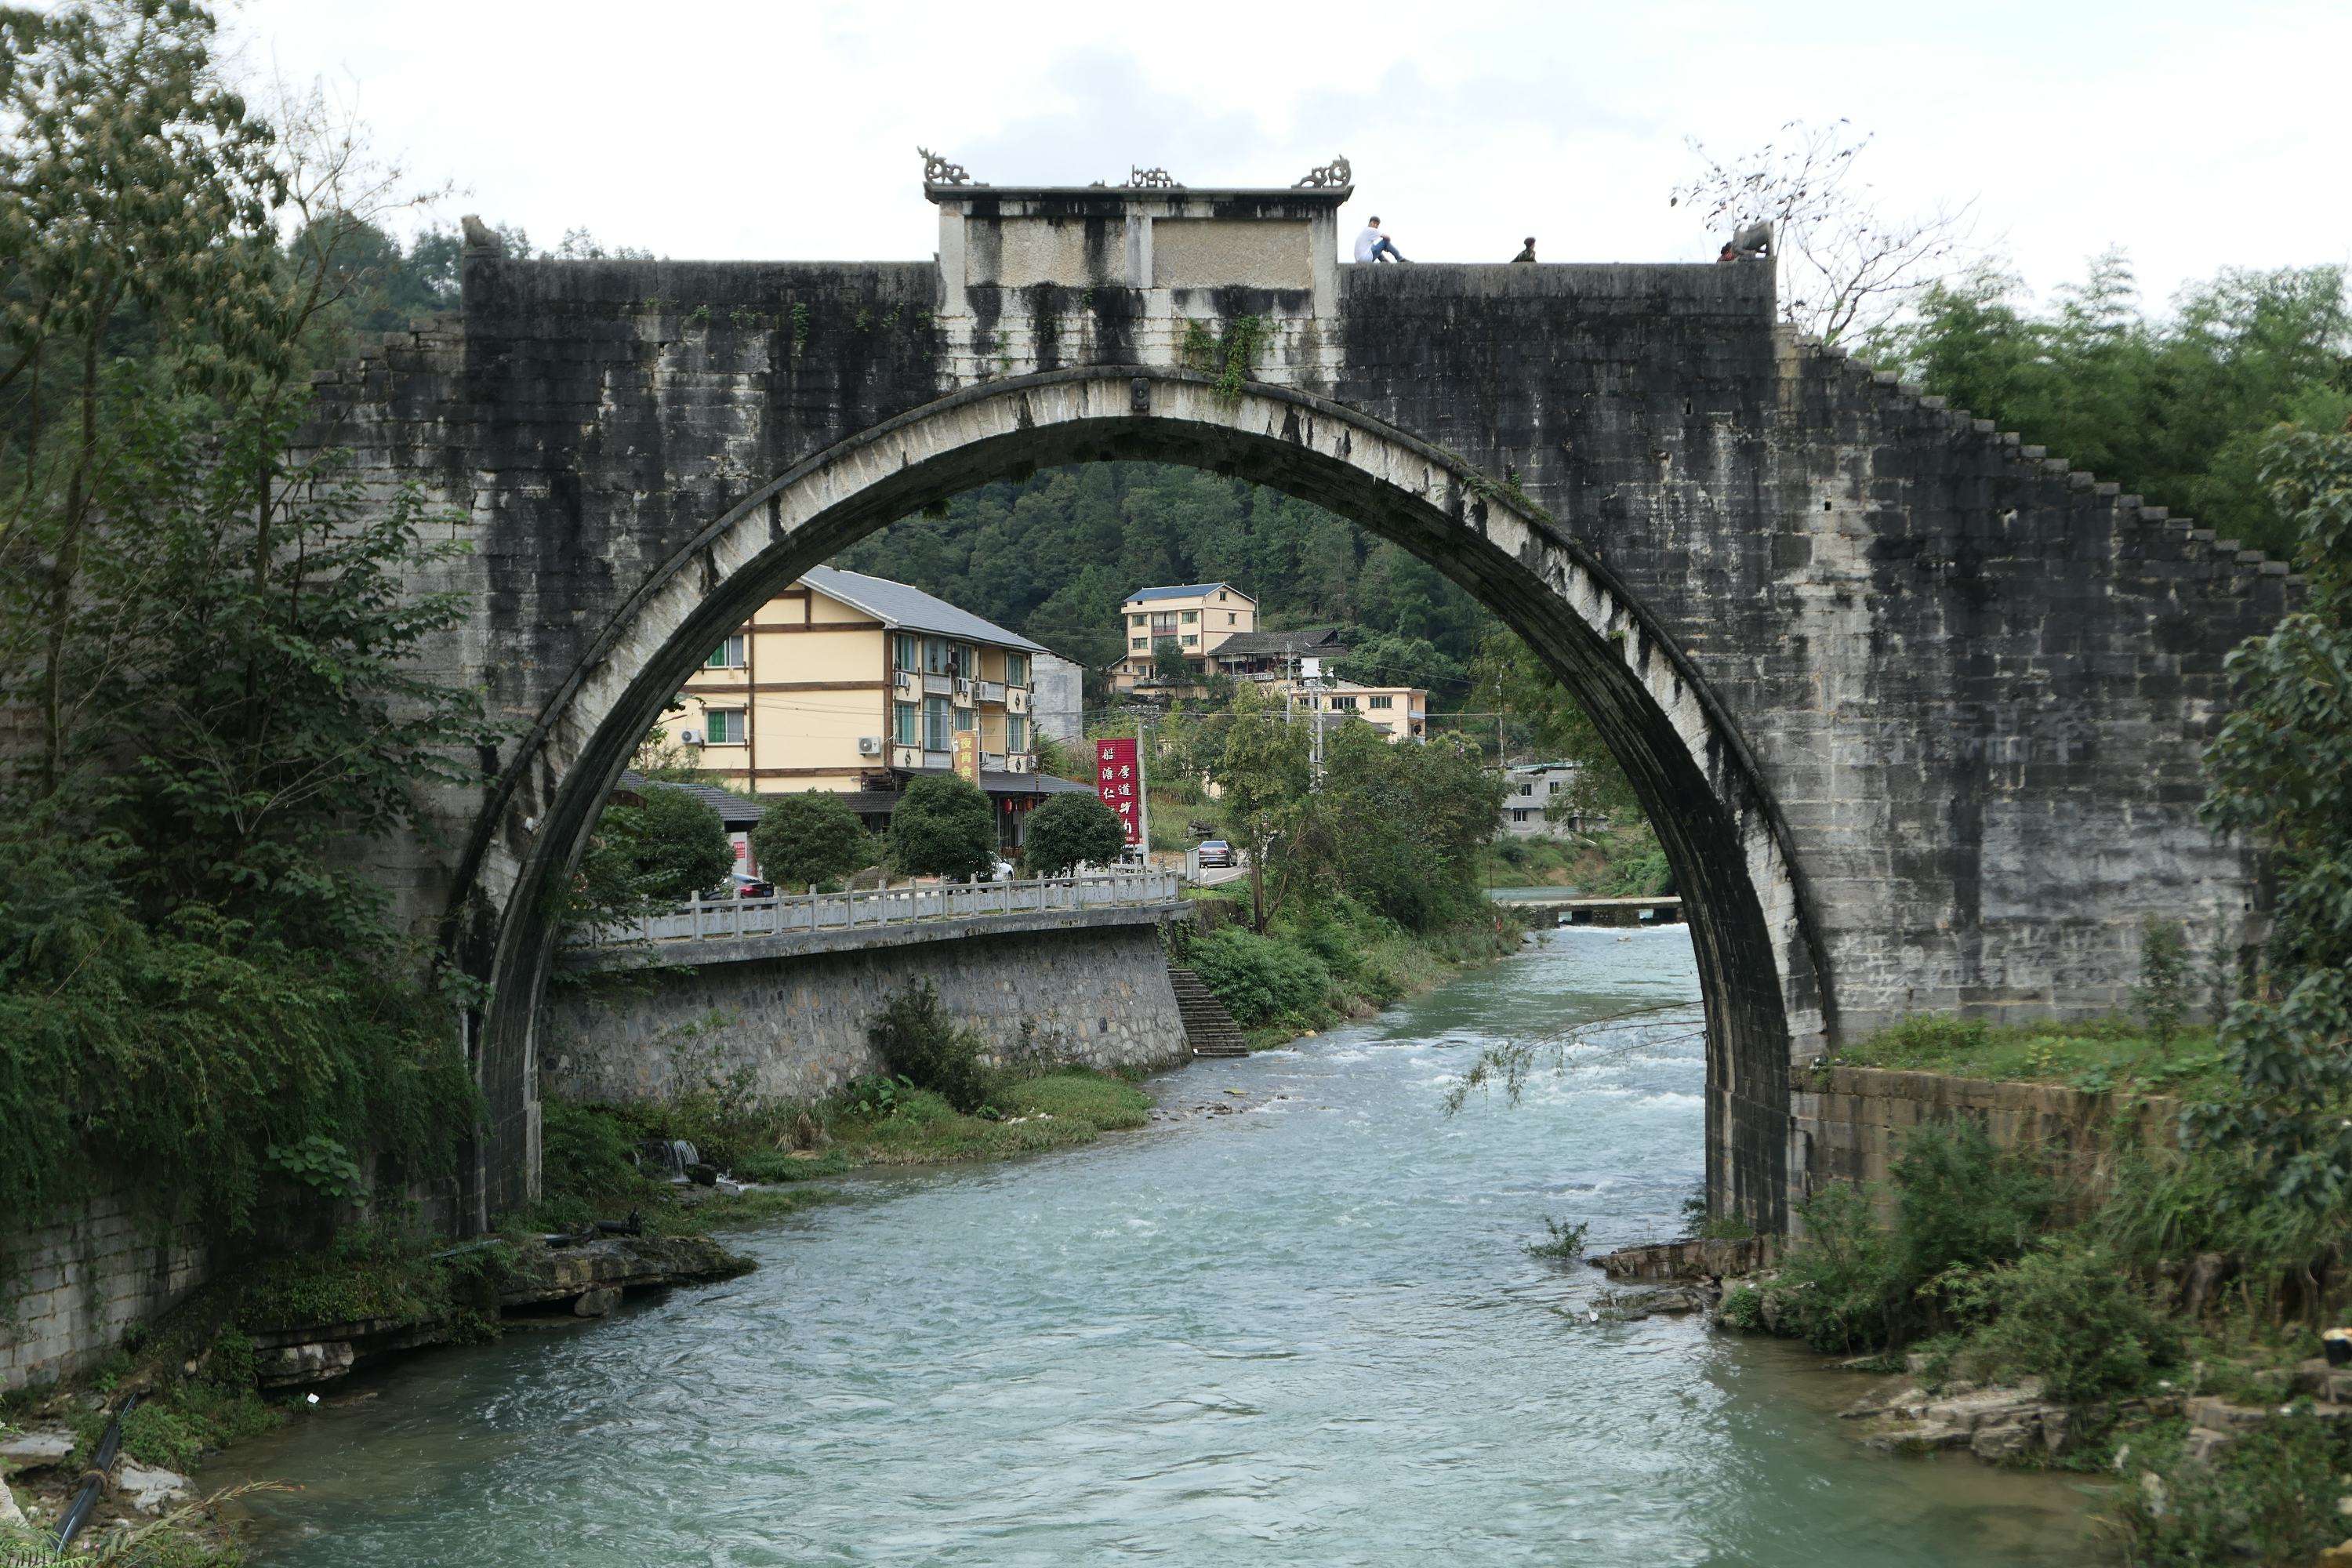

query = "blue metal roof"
[1125, 582, 1245, 603]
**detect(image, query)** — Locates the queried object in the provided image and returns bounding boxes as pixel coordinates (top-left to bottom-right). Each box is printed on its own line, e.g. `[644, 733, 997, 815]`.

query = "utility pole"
[1303, 656, 1326, 789]
[1495, 677, 1507, 768]
[1136, 712, 1152, 862]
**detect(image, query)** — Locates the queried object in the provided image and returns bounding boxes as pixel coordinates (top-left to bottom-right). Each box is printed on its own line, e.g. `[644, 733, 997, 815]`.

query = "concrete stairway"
[1167, 966, 1249, 1057]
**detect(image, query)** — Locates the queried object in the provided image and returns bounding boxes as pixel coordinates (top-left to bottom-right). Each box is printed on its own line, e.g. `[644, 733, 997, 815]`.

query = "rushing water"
[219, 928, 2103, 1566]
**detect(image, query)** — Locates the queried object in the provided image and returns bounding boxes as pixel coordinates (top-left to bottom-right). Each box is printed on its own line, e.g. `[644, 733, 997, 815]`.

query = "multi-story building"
[1112, 582, 1258, 691]
[666, 566, 1090, 846]
[1501, 761, 1588, 838]
[1281, 678, 1429, 743]
[1203, 626, 1350, 682]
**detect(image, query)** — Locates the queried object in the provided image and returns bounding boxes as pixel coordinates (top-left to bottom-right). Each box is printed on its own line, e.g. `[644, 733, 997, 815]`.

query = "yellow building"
[1112, 582, 1258, 691]
[1282, 678, 1429, 742]
[667, 566, 1087, 845]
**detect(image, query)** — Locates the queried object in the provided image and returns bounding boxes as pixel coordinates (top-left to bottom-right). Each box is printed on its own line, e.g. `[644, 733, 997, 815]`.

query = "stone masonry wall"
[2, 1178, 209, 1391]
[1793, 1064, 2179, 1213]
[542, 916, 1190, 1110]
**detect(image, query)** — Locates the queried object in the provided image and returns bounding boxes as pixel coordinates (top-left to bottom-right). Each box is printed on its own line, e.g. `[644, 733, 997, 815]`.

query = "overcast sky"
[227, 0, 2344, 313]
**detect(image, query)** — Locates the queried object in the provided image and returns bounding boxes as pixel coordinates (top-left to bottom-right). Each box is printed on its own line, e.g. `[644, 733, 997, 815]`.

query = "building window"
[893, 632, 920, 671]
[923, 696, 950, 751]
[1129, 612, 1145, 627]
[893, 702, 919, 746]
[705, 710, 746, 745]
[1004, 652, 1030, 686]
[1181, 610, 1199, 624]
[1131, 637, 1148, 652]
[924, 637, 953, 676]
[1181, 634, 1198, 647]
[705, 635, 746, 670]
[1519, 782, 1534, 796]
[954, 706, 976, 734]
[1227, 612, 1236, 625]
[1370, 695, 1392, 710]
[1006, 714, 1028, 752]
[960, 643, 978, 675]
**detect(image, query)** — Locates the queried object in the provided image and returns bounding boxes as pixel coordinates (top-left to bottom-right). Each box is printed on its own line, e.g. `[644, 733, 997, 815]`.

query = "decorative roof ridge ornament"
[1123, 165, 1181, 189]
[1293, 155, 1352, 189]
[918, 146, 974, 187]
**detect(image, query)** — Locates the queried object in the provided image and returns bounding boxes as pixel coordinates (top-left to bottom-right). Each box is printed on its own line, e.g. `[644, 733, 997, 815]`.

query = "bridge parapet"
[564, 873, 1188, 971]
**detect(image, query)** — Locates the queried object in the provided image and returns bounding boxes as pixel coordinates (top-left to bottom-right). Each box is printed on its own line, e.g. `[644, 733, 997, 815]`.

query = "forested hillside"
[831, 463, 1499, 693]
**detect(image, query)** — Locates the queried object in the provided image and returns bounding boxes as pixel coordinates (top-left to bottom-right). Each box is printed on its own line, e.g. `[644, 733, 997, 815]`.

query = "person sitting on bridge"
[1512, 237, 1537, 263]
[1717, 241, 1739, 263]
[1354, 216, 1406, 263]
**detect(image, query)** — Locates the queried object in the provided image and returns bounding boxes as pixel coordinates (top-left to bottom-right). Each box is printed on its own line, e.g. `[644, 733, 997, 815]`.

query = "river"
[217, 927, 2104, 1565]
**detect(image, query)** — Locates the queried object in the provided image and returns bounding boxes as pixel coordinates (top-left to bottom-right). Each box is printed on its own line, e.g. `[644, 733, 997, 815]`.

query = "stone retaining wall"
[543, 910, 1190, 1109]
[1793, 1064, 2180, 1208]
[2, 1179, 209, 1392]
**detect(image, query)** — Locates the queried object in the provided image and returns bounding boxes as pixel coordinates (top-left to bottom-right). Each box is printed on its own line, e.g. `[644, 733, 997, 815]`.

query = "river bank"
[190, 927, 2110, 1566]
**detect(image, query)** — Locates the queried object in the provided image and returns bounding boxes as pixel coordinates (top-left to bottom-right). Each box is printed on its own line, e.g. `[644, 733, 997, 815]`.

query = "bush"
[1718, 1283, 1766, 1332]
[2118, 1409, 2352, 1566]
[1955, 1240, 2179, 1403]
[540, 1101, 647, 1206]
[1189, 927, 1331, 1027]
[1527, 1217, 1589, 1260]
[887, 774, 996, 881]
[869, 982, 993, 1113]
[751, 791, 871, 890]
[1763, 1183, 1903, 1353]
[1023, 793, 1127, 876]
[1890, 1121, 2055, 1327]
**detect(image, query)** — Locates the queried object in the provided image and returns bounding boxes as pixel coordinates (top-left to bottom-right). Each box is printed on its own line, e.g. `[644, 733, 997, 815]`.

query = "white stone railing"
[573, 872, 1184, 948]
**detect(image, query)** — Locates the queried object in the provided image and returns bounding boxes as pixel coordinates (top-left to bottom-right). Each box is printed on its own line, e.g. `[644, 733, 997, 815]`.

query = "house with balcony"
[1112, 582, 1258, 691]
[666, 566, 1091, 846]
[1501, 761, 1591, 839]
[1280, 679, 1430, 743]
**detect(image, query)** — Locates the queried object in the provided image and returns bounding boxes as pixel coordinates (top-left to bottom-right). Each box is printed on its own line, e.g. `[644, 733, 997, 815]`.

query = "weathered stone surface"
[1595, 1236, 1771, 1281]
[546, 916, 1189, 1111]
[116, 1459, 191, 1515]
[0, 1428, 76, 1470]
[572, 1286, 621, 1319]
[257, 1341, 358, 1388]
[285, 200, 2279, 1236]
[0, 1478, 24, 1528]
[499, 1233, 752, 1309]
[1791, 1065, 2183, 1218]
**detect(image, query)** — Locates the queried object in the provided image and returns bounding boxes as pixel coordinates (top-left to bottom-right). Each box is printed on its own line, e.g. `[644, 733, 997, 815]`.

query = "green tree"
[1470, 628, 1640, 818]
[1878, 256, 2352, 557]
[2189, 426, 2352, 1207]
[1212, 682, 1312, 931]
[576, 786, 732, 920]
[1152, 636, 1190, 684]
[752, 791, 871, 890]
[1310, 724, 1503, 931]
[887, 773, 996, 881]
[1023, 793, 1127, 876]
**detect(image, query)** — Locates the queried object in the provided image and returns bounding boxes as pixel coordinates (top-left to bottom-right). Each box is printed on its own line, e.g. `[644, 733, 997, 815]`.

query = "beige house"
[1112, 582, 1258, 691]
[667, 566, 1088, 844]
[1280, 678, 1429, 742]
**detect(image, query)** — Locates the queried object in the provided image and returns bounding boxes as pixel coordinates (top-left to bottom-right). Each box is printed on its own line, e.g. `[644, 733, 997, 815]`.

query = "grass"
[1833, 1012, 2228, 1098]
[824, 1069, 1152, 1164]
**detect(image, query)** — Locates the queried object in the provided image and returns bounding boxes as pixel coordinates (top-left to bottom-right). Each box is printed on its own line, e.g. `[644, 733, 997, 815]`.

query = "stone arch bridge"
[310, 173, 2292, 1231]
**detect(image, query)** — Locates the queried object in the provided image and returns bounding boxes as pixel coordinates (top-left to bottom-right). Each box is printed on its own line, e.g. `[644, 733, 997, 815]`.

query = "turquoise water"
[219, 929, 2103, 1565]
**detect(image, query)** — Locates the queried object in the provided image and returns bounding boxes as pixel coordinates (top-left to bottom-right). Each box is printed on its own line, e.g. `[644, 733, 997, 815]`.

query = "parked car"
[1197, 839, 1235, 869]
[726, 873, 774, 898]
[991, 858, 1016, 883]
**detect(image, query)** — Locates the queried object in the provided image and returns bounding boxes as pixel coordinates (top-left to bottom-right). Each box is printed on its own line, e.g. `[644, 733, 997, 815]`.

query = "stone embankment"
[250, 1232, 752, 1389]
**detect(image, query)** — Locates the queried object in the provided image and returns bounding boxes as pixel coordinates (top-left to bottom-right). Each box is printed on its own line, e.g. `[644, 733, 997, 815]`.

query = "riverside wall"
[2, 1179, 209, 1392]
[542, 909, 1191, 1109]
[1793, 1064, 2180, 1210]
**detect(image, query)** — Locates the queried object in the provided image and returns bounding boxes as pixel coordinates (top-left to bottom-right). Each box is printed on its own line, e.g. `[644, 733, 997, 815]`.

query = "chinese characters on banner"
[952, 729, 980, 784]
[1095, 736, 1142, 845]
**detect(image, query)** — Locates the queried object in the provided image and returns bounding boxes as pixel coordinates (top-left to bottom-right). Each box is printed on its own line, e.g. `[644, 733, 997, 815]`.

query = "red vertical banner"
[1095, 737, 1142, 845]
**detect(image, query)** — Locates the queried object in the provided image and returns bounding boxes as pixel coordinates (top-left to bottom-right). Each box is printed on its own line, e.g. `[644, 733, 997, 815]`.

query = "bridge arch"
[456, 365, 1825, 1231]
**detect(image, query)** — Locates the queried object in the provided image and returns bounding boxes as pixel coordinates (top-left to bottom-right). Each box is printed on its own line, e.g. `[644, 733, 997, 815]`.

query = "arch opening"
[456, 368, 1826, 1234]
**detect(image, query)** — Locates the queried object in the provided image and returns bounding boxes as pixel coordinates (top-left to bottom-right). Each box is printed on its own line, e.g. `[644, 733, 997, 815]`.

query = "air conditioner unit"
[680, 728, 702, 747]
[857, 735, 884, 756]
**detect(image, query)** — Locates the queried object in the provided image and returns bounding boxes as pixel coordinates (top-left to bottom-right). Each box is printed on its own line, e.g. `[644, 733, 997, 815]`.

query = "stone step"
[1167, 965, 1250, 1056]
